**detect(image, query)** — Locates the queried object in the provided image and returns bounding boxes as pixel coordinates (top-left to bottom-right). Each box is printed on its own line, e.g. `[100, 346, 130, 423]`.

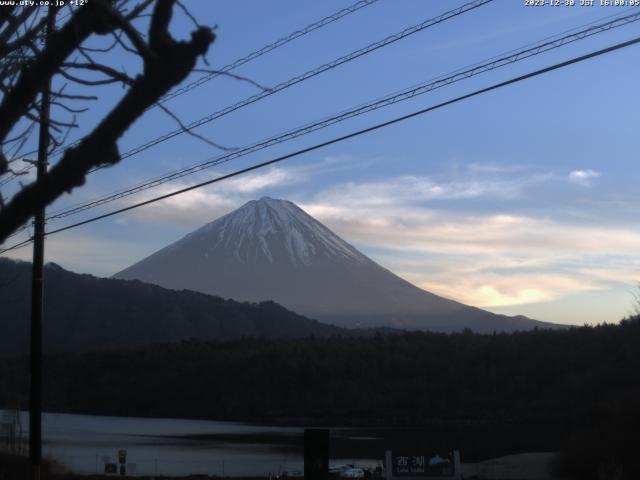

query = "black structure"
[304, 428, 329, 480]
[29, 8, 53, 480]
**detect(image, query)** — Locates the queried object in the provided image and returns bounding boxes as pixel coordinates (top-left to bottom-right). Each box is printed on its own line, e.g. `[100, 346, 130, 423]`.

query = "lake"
[0, 410, 380, 476]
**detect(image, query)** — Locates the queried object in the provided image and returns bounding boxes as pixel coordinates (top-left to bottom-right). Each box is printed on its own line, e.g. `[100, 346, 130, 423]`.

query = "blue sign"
[391, 452, 455, 477]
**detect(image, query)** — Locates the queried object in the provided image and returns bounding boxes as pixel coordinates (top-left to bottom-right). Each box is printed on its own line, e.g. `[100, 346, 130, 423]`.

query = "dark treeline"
[0, 259, 346, 354]
[1, 319, 639, 478]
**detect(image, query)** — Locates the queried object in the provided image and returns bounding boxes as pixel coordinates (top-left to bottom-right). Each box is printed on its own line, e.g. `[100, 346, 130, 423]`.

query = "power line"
[0, 164, 31, 186]
[108, 0, 493, 164]
[4, 0, 494, 189]
[0, 0, 381, 183]
[46, 0, 382, 159]
[0, 237, 33, 254]
[2, 0, 496, 242]
[158, 0, 380, 105]
[2, 32, 637, 254]
[38, 10, 640, 225]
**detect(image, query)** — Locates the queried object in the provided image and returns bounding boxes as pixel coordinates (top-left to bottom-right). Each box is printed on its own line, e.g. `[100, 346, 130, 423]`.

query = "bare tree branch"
[59, 69, 128, 87]
[0, 15, 47, 57]
[177, 0, 200, 29]
[51, 101, 89, 114]
[111, 30, 140, 56]
[62, 62, 135, 85]
[0, 0, 215, 242]
[0, 1, 111, 147]
[97, 2, 156, 62]
[126, 0, 156, 20]
[6, 167, 30, 177]
[0, 6, 35, 49]
[157, 103, 235, 152]
[51, 92, 98, 101]
[192, 68, 272, 92]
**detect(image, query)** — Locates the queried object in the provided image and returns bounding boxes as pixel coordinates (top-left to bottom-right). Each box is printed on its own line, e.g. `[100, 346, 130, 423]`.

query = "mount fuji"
[115, 197, 554, 332]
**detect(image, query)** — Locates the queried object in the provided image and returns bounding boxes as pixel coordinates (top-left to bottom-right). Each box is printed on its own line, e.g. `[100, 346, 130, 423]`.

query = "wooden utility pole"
[29, 7, 54, 480]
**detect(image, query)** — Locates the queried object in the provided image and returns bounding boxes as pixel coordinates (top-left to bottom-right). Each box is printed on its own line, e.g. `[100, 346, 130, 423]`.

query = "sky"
[2, 0, 640, 326]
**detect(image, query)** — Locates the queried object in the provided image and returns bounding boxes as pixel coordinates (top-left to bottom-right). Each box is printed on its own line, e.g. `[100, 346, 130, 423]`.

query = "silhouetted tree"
[0, 0, 215, 242]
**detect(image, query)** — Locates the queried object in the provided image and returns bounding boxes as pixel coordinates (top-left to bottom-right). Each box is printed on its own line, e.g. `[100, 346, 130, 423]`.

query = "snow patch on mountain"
[181, 197, 367, 267]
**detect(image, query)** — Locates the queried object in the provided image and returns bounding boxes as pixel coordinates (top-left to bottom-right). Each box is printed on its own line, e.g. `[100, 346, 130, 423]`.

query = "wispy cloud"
[122, 165, 306, 227]
[465, 162, 532, 174]
[415, 273, 601, 308]
[101, 159, 622, 311]
[299, 172, 640, 311]
[568, 169, 600, 187]
[4, 231, 153, 276]
[17, 156, 635, 319]
[316, 172, 547, 208]
[223, 167, 297, 193]
[303, 199, 640, 256]
[116, 155, 367, 227]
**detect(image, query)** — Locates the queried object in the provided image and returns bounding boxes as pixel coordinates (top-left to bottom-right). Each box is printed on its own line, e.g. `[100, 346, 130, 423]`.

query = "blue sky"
[3, 0, 640, 325]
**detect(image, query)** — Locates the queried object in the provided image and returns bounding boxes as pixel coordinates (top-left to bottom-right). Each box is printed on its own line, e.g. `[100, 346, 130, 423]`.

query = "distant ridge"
[0, 258, 345, 354]
[115, 197, 557, 333]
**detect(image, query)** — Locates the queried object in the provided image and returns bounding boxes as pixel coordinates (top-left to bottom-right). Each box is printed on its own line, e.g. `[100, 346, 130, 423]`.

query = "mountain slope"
[115, 197, 554, 332]
[0, 258, 345, 354]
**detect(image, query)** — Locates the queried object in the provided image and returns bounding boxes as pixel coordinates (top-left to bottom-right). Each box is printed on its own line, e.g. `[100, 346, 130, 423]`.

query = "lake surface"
[0, 410, 380, 476]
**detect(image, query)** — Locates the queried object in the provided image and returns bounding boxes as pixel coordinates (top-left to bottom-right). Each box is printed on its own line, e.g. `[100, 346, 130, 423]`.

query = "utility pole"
[29, 7, 54, 480]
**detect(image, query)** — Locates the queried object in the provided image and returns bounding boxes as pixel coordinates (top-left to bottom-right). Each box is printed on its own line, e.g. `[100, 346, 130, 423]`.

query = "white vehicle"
[330, 464, 352, 474]
[341, 467, 365, 478]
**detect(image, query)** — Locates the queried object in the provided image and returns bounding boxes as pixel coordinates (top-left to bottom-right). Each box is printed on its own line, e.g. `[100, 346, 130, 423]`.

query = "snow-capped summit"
[184, 197, 367, 267]
[115, 198, 552, 332]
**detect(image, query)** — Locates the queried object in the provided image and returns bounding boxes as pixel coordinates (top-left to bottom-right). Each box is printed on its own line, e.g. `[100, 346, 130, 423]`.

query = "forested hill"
[0, 259, 345, 353]
[1, 319, 639, 475]
[1, 319, 638, 476]
[4, 320, 637, 425]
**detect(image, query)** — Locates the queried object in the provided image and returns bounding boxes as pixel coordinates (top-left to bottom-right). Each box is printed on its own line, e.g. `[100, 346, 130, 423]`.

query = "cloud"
[303, 201, 640, 258]
[465, 162, 531, 174]
[568, 169, 600, 187]
[23, 157, 634, 318]
[3, 231, 153, 276]
[120, 153, 376, 227]
[316, 174, 539, 209]
[124, 165, 305, 227]
[299, 175, 640, 310]
[414, 274, 601, 308]
[223, 167, 296, 193]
